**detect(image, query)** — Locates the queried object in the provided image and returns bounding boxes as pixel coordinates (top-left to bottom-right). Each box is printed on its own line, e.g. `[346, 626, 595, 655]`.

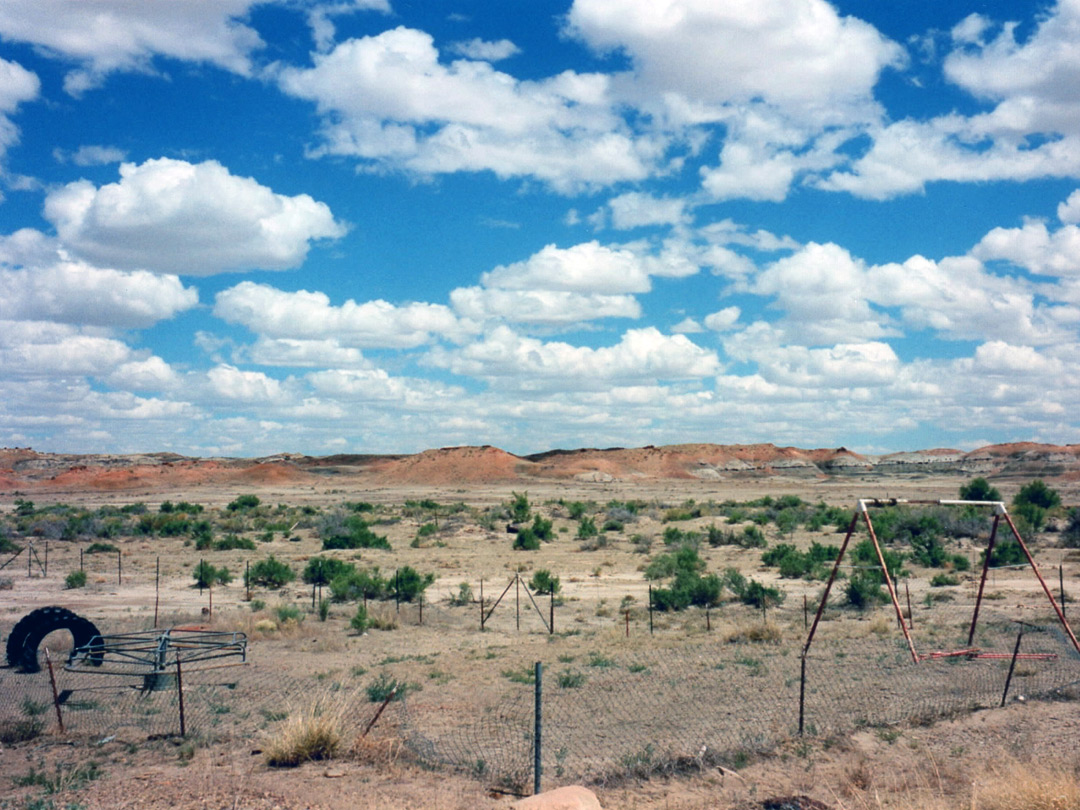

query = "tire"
[4, 606, 103, 673]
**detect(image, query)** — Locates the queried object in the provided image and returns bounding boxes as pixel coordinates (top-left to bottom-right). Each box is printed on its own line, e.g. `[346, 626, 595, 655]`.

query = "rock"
[512, 785, 602, 810]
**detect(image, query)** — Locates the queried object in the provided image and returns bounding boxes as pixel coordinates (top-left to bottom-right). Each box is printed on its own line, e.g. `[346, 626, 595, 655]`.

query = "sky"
[1, 0, 1079, 458]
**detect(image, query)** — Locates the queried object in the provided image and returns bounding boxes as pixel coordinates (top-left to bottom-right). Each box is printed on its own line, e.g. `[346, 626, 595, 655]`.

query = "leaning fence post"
[798, 654, 807, 736]
[117, 548, 122, 585]
[534, 661, 542, 795]
[480, 579, 485, 632]
[1000, 626, 1024, 707]
[45, 649, 64, 733]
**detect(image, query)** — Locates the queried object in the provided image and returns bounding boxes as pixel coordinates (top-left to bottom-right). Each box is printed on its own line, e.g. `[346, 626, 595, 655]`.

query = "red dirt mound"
[378, 445, 533, 484]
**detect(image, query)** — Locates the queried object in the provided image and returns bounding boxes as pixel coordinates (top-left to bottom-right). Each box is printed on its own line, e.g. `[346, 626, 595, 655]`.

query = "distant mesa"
[2, 442, 1079, 494]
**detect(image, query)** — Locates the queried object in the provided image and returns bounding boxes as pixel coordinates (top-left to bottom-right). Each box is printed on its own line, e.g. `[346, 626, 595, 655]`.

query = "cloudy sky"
[1, 0, 1079, 458]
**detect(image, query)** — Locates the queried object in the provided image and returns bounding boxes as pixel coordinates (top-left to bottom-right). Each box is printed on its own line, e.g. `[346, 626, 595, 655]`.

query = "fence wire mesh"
[3, 613, 1079, 792]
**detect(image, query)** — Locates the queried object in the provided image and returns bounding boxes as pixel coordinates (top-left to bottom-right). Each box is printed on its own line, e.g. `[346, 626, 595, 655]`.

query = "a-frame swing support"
[802, 499, 1080, 664]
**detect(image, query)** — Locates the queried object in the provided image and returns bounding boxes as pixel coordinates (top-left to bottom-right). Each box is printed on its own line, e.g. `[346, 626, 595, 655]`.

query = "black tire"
[4, 606, 103, 673]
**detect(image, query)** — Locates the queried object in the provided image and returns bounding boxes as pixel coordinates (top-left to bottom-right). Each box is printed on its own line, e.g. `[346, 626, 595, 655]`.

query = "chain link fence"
[3, 613, 1080, 792]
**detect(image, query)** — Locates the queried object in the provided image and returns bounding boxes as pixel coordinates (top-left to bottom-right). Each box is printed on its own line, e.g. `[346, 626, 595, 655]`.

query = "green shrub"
[531, 514, 554, 541]
[392, 566, 434, 602]
[983, 539, 1026, 568]
[193, 560, 231, 588]
[509, 491, 531, 523]
[577, 516, 598, 540]
[930, 573, 959, 587]
[227, 494, 261, 512]
[529, 569, 561, 595]
[449, 581, 473, 606]
[366, 673, 410, 702]
[330, 568, 386, 602]
[64, 569, 87, 589]
[246, 555, 295, 589]
[303, 556, 354, 586]
[318, 600, 330, 621]
[274, 604, 303, 624]
[214, 534, 257, 551]
[565, 501, 588, 520]
[350, 604, 369, 633]
[960, 477, 1001, 502]
[845, 571, 885, 609]
[321, 514, 391, 551]
[513, 527, 541, 551]
[740, 579, 784, 610]
[85, 542, 118, 554]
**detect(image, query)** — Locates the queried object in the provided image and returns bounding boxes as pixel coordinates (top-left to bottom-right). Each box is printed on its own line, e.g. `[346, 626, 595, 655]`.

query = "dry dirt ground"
[2, 475, 1080, 809]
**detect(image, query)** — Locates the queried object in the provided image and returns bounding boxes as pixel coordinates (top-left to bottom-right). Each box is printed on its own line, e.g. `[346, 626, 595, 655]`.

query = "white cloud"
[214, 281, 472, 348]
[44, 158, 346, 275]
[207, 364, 286, 404]
[105, 356, 180, 391]
[482, 241, 651, 293]
[244, 337, 368, 369]
[449, 287, 641, 325]
[53, 144, 127, 166]
[566, 0, 903, 119]
[428, 325, 721, 390]
[0, 0, 265, 94]
[448, 38, 521, 61]
[703, 306, 740, 331]
[606, 192, 688, 230]
[1059, 189, 1080, 223]
[0, 235, 198, 328]
[278, 26, 662, 191]
[307, 1, 393, 52]
[0, 57, 39, 179]
[822, 3, 1080, 199]
[972, 219, 1080, 276]
[671, 317, 703, 334]
[0, 320, 132, 377]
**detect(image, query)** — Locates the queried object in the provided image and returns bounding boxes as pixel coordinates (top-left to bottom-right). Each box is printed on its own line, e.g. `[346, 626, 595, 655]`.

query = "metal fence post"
[798, 654, 807, 736]
[534, 661, 542, 795]
[1000, 626, 1024, 707]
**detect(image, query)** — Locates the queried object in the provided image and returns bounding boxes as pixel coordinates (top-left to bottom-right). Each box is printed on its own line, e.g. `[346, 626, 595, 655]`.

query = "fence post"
[117, 548, 122, 585]
[1000, 626, 1024, 707]
[549, 590, 554, 635]
[480, 579, 485, 632]
[648, 585, 654, 635]
[176, 656, 186, 737]
[395, 569, 400, 612]
[245, 560, 250, 602]
[1061, 565, 1067, 620]
[44, 541, 48, 577]
[419, 592, 423, 626]
[154, 556, 160, 628]
[80, 548, 84, 573]
[534, 661, 542, 795]
[45, 649, 64, 733]
[798, 654, 807, 736]
[516, 573, 520, 632]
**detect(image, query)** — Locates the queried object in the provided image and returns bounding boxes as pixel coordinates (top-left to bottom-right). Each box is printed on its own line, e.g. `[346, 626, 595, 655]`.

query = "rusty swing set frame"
[802, 499, 1080, 664]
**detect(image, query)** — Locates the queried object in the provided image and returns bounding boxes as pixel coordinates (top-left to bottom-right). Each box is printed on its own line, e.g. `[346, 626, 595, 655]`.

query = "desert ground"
[2, 448, 1080, 809]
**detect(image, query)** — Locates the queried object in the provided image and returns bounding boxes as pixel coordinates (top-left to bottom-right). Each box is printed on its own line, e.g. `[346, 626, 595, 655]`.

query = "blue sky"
[1, 0, 1079, 458]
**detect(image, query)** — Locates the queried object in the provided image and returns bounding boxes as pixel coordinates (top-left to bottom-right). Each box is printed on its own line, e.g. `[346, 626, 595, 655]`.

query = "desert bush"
[392, 566, 434, 602]
[303, 556, 354, 586]
[64, 569, 87, 589]
[508, 491, 531, 523]
[1063, 507, 1080, 549]
[85, 541, 118, 554]
[740, 579, 785, 610]
[577, 515, 599, 540]
[330, 567, 386, 602]
[960, 477, 1002, 502]
[320, 512, 391, 551]
[246, 555, 295, 589]
[529, 568, 561, 595]
[930, 573, 959, 587]
[275, 604, 303, 624]
[193, 560, 231, 588]
[647, 546, 722, 611]
[227, 494, 261, 512]
[512, 527, 541, 551]
[214, 534, 256, 551]
[366, 673, 412, 702]
[350, 604, 369, 632]
[449, 581, 473, 606]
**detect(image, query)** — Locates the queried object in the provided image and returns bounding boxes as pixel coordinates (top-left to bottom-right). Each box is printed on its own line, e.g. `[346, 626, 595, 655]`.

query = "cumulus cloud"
[0, 57, 39, 180]
[606, 192, 688, 230]
[44, 158, 346, 275]
[206, 364, 286, 404]
[450, 287, 641, 325]
[214, 281, 473, 348]
[973, 219, 1080, 276]
[278, 26, 662, 191]
[0, 0, 265, 94]
[703, 306, 740, 332]
[448, 38, 521, 61]
[566, 0, 903, 117]
[428, 325, 722, 390]
[0, 320, 133, 378]
[482, 241, 652, 293]
[1059, 189, 1080, 223]
[0, 233, 198, 328]
[822, 2, 1080, 199]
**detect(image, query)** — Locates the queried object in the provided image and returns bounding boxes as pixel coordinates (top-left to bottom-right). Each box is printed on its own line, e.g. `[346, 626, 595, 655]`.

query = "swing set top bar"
[858, 498, 1006, 513]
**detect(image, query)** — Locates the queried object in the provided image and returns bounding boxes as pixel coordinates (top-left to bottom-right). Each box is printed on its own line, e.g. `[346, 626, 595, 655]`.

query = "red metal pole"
[863, 509, 919, 663]
[803, 509, 860, 656]
[968, 514, 1000, 647]
[1002, 510, 1080, 655]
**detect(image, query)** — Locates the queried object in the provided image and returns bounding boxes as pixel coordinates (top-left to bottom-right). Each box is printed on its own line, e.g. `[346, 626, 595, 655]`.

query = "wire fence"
[3, 614, 1080, 792]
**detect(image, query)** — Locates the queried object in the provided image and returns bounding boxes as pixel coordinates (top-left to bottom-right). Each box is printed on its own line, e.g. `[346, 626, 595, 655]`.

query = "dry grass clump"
[263, 693, 351, 768]
[724, 622, 783, 644]
[832, 756, 1080, 810]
